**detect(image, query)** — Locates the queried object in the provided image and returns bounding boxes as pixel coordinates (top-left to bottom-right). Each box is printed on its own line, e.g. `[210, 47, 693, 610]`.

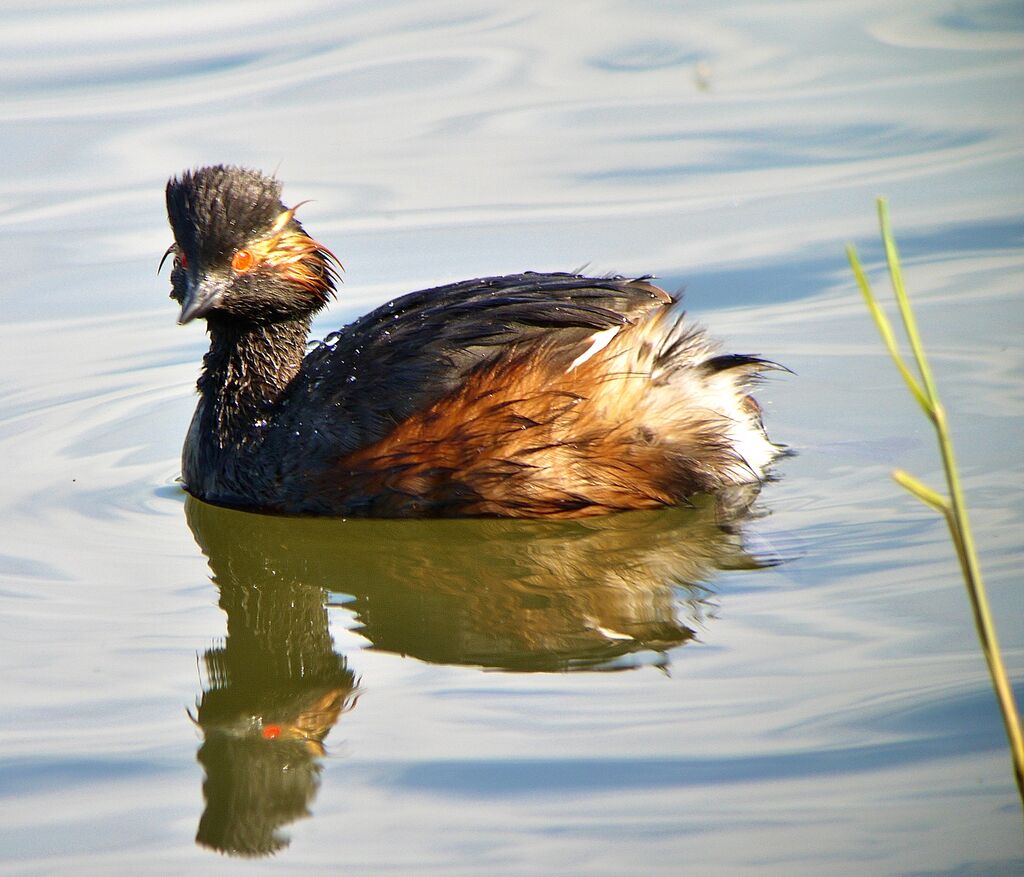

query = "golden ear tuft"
[270, 206, 296, 236]
[269, 200, 311, 236]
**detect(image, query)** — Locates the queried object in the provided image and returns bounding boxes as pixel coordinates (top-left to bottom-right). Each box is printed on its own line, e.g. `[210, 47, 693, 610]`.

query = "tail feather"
[702, 353, 791, 377]
[622, 314, 783, 484]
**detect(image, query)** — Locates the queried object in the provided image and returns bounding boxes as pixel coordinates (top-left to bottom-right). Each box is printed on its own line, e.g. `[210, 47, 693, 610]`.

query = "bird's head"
[162, 165, 341, 325]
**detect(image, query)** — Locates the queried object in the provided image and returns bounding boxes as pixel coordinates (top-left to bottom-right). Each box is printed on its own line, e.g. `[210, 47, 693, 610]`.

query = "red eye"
[232, 249, 255, 273]
[179, 250, 188, 269]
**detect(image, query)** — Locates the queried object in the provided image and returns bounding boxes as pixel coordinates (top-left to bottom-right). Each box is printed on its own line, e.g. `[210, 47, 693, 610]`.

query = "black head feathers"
[166, 165, 285, 268]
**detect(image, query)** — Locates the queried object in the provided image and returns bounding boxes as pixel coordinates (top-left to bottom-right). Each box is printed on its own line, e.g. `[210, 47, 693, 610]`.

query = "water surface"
[0, 1, 1022, 874]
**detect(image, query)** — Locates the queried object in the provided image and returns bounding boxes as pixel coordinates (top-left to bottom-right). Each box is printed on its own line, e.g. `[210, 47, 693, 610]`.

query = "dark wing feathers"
[285, 272, 671, 454]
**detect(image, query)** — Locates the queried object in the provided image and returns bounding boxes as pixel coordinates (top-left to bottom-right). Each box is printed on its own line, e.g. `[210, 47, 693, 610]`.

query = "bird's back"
[286, 272, 671, 451]
[257, 273, 778, 517]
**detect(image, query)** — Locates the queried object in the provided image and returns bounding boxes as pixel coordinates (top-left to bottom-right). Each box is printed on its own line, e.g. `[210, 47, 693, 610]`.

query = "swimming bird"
[163, 165, 781, 517]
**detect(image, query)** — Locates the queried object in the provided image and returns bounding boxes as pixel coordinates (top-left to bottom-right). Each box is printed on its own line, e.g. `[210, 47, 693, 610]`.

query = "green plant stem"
[849, 200, 1024, 813]
[891, 469, 947, 514]
[933, 401, 1024, 804]
[877, 202, 942, 406]
[846, 245, 931, 415]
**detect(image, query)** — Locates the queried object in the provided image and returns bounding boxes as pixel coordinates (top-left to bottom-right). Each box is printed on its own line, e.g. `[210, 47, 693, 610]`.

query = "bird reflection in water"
[184, 485, 774, 856]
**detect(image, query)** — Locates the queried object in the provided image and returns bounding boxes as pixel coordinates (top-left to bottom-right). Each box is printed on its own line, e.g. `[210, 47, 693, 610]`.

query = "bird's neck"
[197, 315, 312, 448]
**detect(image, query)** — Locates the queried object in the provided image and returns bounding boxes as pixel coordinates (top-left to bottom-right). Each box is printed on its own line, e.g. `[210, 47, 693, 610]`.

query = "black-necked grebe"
[163, 165, 782, 517]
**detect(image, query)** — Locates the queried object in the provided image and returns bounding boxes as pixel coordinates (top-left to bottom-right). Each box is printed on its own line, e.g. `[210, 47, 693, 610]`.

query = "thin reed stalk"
[847, 199, 1023, 814]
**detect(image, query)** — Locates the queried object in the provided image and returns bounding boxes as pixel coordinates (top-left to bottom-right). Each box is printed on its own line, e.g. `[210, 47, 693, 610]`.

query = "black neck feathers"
[198, 315, 311, 449]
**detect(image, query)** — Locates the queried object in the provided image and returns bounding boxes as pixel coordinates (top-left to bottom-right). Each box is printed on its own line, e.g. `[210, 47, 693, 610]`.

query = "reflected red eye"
[232, 248, 255, 273]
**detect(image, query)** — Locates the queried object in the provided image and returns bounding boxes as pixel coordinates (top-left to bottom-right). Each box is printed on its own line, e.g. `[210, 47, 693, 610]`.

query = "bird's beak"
[178, 276, 227, 324]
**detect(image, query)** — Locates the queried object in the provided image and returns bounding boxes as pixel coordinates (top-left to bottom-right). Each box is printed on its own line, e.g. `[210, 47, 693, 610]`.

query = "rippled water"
[1, 1, 1022, 874]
